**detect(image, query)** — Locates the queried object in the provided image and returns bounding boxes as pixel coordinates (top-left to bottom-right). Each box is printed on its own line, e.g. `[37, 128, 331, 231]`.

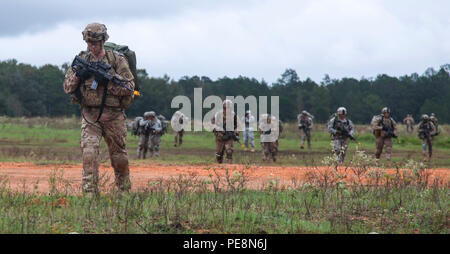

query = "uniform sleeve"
[348, 120, 355, 136]
[108, 54, 135, 96]
[154, 120, 162, 132]
[327, 118, 336, 134]
[430, 122, 436, 135]
[63, 67, 80, 94]
[392, 119, 398, 130]
[308, 118, 313, 129]
[371, 116, 382, 130]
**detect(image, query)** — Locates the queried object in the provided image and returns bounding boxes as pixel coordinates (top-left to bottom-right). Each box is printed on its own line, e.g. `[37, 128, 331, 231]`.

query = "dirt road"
[0, 162, 448, 194]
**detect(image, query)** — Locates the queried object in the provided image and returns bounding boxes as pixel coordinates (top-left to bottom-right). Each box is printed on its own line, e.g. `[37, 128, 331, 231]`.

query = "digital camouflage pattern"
[298, 113, 313, 149]
[328, 116, 354, 162]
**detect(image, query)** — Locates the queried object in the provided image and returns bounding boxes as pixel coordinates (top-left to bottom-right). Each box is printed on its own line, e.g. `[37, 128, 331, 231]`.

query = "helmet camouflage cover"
[82, 23, 109, 42]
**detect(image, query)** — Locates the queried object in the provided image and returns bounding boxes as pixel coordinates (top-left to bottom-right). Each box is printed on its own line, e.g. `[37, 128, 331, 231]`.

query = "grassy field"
[0, 116, 449, 167]
[0, 116, 448, 234]
[0, 161, 448, 234]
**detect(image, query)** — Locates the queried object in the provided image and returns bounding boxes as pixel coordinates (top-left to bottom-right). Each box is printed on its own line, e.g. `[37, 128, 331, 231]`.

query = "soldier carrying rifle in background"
[297, 110, 313, 149]
[371, 107, 398, 162]
[211, 100, 241, 164]
[327, 107, 355, 163]
[417, 114, 436, 162]
[403, 114, 415, 134]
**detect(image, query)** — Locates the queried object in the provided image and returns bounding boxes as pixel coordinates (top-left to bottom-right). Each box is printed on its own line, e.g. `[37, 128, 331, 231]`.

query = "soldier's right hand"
[75, 67, 91, 80]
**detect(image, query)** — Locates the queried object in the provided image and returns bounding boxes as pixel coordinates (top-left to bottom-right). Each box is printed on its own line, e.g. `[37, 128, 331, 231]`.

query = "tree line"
[0, 58, 449, 124]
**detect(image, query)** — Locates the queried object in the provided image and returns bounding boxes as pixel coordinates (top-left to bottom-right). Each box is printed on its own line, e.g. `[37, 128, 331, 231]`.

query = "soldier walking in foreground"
[171, 111, 188, 147]
[63, 23, 135, 195]
[243, 110, 256, 152]
[211, 100, 240, 164]
[297, 110, 313, 149]
[403, 114, 415, 133]
[259, 114, 283, 162]
[417, 114, 436, 161]
[137, 112, 152, 159]
[371, 107, 398, 162]
[327, 107, 355, 163]
[146, 111, 163, 158]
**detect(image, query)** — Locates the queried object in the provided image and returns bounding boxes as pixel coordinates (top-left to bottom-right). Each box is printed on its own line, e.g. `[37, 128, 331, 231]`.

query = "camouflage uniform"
[297, 111, 313, 149]
[211, 102, 240, 164]
[259, 114, 283, 162]
[417, 115, 436, 161]
[243, 111, 256, 151]
[171, 111, 187, 147]
[63, 23, 135, 194]
[327, 111, 354, 163]
[371, 109, 398, 161]
[403, 115, 415, 133]
[137, 113, 151, 159]
[147, 116, 163, 158]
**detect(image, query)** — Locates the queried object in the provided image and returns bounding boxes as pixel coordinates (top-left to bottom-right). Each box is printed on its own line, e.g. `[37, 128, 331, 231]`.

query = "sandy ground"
[0, 162, 448, 194]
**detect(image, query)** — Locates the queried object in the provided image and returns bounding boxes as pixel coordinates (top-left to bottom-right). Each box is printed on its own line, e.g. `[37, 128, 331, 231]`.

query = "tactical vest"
[332, 116, 350, 138]
[74, 50, 132, 109]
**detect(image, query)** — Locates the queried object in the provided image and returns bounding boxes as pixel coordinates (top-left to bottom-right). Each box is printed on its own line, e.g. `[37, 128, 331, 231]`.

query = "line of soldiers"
[211, 100, 284, 163]
[132, 111, 169, 159]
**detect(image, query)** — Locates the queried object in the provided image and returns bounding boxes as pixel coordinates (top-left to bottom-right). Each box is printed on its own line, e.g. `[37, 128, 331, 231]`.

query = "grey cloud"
[0, 0, 250, 36]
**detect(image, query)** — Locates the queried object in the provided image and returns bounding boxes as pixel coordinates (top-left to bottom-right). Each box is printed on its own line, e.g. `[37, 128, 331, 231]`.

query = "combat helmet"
[337, 107, 347, 115]
[144, 111, 155, 118]
[82, 23, 109, 42]
[421, 114, 429, 120]
[223, 99, 233, 109]
[381, 107, 390, 114]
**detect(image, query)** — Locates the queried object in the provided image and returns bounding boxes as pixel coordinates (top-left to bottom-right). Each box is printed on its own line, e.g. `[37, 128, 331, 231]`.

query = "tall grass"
[0, 152, 448, 234]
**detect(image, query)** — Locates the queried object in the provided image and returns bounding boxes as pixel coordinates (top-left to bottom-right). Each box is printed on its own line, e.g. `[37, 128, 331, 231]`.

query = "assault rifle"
[382, 125, 398, 139]
[71, 55, 133, 92]
[145, 122, 156, 136]
[224, 131, 241, 145]
[337, 126, 358, 143]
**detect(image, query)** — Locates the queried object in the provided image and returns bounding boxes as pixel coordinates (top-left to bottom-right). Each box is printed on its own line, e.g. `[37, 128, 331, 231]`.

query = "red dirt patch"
[0, 162, 448, 194]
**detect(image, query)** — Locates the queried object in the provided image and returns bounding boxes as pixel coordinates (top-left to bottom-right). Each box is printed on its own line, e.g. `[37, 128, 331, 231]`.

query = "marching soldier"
[171, 111, 188, 147]
[403, 114, 415, 133]
[137, 112, 151, 159]
[417, 114, 436, 161]
[259, 114, 283, 162]
[243, 110, 256, 152]
[211, 100, 240, 164]
[297, 110, 313, 149]
[371, 107, 398, 162]
[146, 111, 163, 158]
[63, 23, 135, 195]
[327, 107, 355, 163]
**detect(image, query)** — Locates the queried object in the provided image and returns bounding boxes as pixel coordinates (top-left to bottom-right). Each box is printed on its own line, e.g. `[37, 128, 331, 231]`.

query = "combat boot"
[300, 145, 304, 149]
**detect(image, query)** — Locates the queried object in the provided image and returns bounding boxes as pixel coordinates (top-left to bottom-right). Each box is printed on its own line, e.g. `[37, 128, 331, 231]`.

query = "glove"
[75, 67, 91, 80]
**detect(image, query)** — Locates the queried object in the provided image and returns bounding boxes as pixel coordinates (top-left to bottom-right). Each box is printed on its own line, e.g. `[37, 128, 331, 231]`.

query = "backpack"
[157, 115, 169, 135]
[131, 117, 143, 136]
[104, 42, 139, 93]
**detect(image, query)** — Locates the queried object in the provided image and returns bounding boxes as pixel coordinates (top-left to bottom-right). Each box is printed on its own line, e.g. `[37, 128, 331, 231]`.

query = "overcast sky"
[1, 0, 450, 83]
